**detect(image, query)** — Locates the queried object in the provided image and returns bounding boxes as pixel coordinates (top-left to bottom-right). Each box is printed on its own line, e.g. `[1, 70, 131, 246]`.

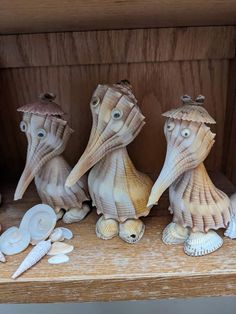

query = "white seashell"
[225, 194, 236, 239]
[184, 231, 223, 256]
[0, 251, 6, 263]
[162, 222, 189, 245]
[12, 239, 52, 279]
[49, 228, 64, 242]
[48, 254, 69, 264]
[60, 227, 73, 240]
[119, 219, 145, 244]
[47, 242, 74, 256]
[62, 205, 90, 224]
[20, 204, 57, 245]
[0, 227, 30, 256]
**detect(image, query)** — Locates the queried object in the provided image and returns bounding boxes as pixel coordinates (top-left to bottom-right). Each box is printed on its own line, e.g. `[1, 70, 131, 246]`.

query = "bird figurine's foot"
[96, 216, 119, 240]
[184, 230, 223, 256]
[119, 219, 145, 244]
[162, 222, 189, 244]
[62, 204, 90, 223]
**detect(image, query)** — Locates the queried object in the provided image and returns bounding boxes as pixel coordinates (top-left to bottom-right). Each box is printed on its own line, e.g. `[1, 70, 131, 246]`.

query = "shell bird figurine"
[148, 95, 233, 256]
[14, 93, 90, 223]
[66, 80, 153, 243]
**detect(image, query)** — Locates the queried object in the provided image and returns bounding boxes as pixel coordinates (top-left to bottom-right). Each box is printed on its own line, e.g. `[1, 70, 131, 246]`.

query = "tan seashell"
[47, 242, 74, 256]
[96, 216, 119, 240]
[12, 239, 52, 279]
[49, 228, 64, 242]
[0, 227, 30, 256]
[48, 254, 69, 264]
[0, 251, 6, 263]
[119, 219, 145, 244]
[184, 231, 223, 256]
[20, 204, 57, 245]
[162, 222, 189, 245]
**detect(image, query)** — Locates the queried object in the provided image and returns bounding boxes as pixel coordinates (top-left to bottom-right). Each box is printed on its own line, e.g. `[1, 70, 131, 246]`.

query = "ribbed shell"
[163, 104, 216, 124]
[169, 163, 232, 232]
[35, 156, 89, 212]
[88, 147, 153, 222]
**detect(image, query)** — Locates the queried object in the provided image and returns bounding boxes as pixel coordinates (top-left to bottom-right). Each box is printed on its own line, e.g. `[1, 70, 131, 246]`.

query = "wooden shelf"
[0, 1, 236, 34]
[0, 172, 235, 304]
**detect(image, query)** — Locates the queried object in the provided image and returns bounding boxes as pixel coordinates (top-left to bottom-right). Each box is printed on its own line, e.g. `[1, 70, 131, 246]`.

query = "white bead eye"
[111, 108, 123, 120]
[20, 121, 27, 132]
[37, 128, 47, 139]
[181, 128, 191, 138]
[166, 121, 175, 131]
[90, 96, 100, 108]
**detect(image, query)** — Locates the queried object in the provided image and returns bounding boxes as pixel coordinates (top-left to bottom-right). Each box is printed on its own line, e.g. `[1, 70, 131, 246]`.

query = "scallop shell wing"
[48, 254, 69, 264]
[20, 204, 57, 245]
[12, 239, 52, 279]
[0, 227, 30, 256]
[184, 231, 223, 256]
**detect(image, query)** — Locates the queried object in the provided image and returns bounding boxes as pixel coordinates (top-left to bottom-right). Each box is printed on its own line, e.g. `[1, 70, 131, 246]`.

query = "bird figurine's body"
[14, 93, 90, 223]
[66, 81, 153, 243]
[148, 95, 233, 256]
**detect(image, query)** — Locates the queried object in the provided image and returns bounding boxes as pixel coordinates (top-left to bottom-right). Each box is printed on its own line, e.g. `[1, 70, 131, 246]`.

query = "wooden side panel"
[0, 60, 229, 180]
[0, 27, 235, 68]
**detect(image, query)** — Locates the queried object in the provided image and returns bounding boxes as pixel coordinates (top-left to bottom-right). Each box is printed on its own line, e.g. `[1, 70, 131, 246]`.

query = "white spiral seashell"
[49, 228, 64, 242]
[12, 239, 52, 279]
[47, 242, 74, 256]
[0, 227, 30, 256]
[0, 251, 6, 263]
[20, 204, 57, 245]
[48, 254, 69, 264]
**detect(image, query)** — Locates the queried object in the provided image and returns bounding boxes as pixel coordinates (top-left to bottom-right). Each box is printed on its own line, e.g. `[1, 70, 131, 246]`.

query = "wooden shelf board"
[0, 172, 236, 304]
[0, 1, 236, 34]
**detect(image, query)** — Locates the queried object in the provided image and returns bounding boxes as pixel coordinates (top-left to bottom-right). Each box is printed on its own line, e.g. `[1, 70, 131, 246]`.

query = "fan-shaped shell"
[0, 227, 30, 256]
[184, 231, 223, 256]
[20, 204, 57, 245]
[47, 242, 74, 256]
[12, 240, 52, 279]
[162, 222, 189, 245]
[48, 254, 69, 264]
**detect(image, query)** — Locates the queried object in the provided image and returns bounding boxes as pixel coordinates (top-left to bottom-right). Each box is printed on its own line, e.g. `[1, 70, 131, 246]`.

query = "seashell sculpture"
[20, 204, 57, 245]
[0, 227, 30, 255]
[14, 93, 90, 223]
[66, 80, 153, 243]
[12, 239, 52, 279]
[148, 95, 233, 256]
[47, 242, 74, 256]
[48, 254, 69, 264]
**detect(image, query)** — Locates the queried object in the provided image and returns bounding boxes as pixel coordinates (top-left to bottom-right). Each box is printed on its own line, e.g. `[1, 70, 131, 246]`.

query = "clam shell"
[47, 242, 74, 256]
[162, 222, 189, 245]
[0, 251, 6, 263]
[184, 231, 223, 256]
[49, 228, 64, 242]
[119, 219, 145, 244]
[0, 227, 30, 256]
[48, 254, 69, 264]
[20, 204, 57, 245]
[96, 216, 119, 240]
[60, 227, 73, 240]
[12, 239, 52, 279]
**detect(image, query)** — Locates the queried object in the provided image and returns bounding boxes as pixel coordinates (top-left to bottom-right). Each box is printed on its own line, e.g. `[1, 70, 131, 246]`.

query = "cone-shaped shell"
[12, 240, 52, 279]
[0, 227, 30, 255]
[17, 93, 65, 116]
[163, 95, 216, 124]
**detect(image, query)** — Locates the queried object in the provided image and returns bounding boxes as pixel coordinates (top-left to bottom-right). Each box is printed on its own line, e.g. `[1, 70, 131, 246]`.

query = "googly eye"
[166, 121, 175, 131]
[111, 108, 123, 120]
[90, 96, 100, 108]
[181, 128, 191, 138]
[37, 128, 47, 139]
[20, 121, 27, 132]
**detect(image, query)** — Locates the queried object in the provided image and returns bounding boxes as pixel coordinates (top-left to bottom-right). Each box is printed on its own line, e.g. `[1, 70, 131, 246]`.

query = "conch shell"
[12, 240, 52, 279]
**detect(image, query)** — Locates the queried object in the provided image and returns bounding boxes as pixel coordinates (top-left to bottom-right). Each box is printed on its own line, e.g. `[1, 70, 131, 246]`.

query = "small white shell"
[162, 222, 189, 245]
[0, 227, 30, 256]
[0, 251, 6, 263]
[12, 240, 52, 279]
[20, 204, 57, 245]
[48, 254, 69, 264]
[47, 242, 74, 256]
[49, 228, 64, 242]
[184, 231, 223, 257]
[60, 227, 73, 240]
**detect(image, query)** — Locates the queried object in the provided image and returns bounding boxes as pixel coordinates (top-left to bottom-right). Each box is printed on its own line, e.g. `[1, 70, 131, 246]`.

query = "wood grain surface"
[0, 176, 235, 303]
[0, 1, 236, 34]
[0, 27, 235, 68]
[0, 60, 229, 180]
